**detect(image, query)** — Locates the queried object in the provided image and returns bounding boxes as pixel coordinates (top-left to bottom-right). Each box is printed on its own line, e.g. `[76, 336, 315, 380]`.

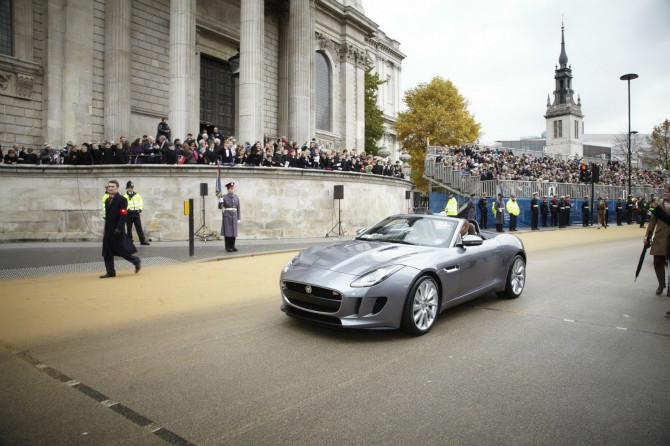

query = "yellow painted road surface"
[0, 225, 643, 345]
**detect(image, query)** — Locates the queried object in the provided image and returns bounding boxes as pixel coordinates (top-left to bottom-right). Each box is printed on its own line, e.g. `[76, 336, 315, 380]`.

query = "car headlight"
[283, 255, 300, 273]
[351, 265, 403, 287]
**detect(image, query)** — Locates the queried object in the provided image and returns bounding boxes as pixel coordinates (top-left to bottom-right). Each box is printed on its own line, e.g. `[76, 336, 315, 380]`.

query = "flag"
[215, 166, 222, 198]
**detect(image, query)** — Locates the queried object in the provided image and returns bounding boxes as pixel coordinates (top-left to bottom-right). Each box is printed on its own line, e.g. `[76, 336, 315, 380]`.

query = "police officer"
[581, 195, 590, 227]
[626, 196, 635, 224]
[100, 180, 141, 278]
[550, 194, 559, 227]
[540, 195, 549, 227]
[445, 192, 458, 217]
[478, 192, 488, 229]
[506, 194, 520, 232]
[640, 197, 650, 228]
[124, 181, 150, 245]
[616, 198, 624, 226]
[530, 192, 539, 230]
[220, 182, 241, 252]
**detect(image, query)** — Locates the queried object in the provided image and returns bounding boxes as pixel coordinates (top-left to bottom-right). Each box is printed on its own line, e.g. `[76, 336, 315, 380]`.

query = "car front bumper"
[280, 265, 420, 330]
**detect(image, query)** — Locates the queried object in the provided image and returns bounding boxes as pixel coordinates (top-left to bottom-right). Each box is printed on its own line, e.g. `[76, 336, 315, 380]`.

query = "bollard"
[185, 199, 194, 256]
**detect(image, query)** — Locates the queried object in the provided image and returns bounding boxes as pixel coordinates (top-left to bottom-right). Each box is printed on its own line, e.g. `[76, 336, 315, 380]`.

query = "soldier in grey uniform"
[467, 193, 477, 221]
[494, 193, 505, 233]
[220, 182, 241, 252]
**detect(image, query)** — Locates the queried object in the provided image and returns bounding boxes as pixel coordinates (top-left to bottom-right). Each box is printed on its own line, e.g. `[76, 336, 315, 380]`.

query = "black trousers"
[550, 212, 558, 226]
[126, 212, 146, 242]
[104, 254, 140, 275]
[224, 236, 236, 250]
[531, 211, 538, 229]
[541, 213, 548, 227]
[582, 211, 589, 226]
[616, 211, 623, 225]
[509, 215, 517, 231]
[626, 210, 633, 224]
[480, 211, 488, 229]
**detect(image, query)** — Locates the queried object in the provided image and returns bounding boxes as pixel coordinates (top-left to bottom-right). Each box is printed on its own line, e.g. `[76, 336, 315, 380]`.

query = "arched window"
[315, 51, 331, 132]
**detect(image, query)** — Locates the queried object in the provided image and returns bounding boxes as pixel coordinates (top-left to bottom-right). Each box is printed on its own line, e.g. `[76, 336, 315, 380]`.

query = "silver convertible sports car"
[280, 214, 526, 335]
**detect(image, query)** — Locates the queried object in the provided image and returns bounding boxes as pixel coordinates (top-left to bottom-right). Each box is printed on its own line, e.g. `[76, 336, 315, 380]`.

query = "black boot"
[654, 264, 666, 295]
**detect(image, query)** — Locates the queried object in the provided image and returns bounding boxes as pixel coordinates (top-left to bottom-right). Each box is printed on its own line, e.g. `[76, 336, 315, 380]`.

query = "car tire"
[401, 276, 440, 335]
[497, 254, 525, 299]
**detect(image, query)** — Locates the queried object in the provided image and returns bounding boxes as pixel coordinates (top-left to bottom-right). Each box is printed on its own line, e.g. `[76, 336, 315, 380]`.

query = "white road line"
[145, 422, 162, 433]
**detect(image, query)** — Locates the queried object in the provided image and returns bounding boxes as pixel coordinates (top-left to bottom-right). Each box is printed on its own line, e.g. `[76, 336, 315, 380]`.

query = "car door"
[455, 237, 500, 298]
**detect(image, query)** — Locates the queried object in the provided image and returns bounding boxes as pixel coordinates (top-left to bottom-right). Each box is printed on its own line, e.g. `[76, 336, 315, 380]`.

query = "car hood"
[294, 240, 433, 275]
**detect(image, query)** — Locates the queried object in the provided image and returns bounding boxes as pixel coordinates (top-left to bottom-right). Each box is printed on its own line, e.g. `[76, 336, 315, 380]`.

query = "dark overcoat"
[102, 194, 138, 257]
[220, 193, 241, 237]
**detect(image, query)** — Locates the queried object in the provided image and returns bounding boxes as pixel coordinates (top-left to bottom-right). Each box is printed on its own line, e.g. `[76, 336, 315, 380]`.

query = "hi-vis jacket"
[445, 198, 458, 216]
[506, 199, 520, 216]
[101, 193, 109, 218]
[123, 191, 144, 213]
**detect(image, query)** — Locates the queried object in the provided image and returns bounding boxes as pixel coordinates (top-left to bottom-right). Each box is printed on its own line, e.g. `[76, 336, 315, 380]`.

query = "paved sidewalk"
[0, 237, 348, 280]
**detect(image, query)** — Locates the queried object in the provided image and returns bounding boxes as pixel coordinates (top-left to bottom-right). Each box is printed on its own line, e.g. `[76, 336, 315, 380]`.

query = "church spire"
[558, 22, 568, 68]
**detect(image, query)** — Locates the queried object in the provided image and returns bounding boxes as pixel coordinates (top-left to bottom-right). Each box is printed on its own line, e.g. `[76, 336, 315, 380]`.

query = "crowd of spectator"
[434, 145, 670, 187]
[1, 120, 405, 179]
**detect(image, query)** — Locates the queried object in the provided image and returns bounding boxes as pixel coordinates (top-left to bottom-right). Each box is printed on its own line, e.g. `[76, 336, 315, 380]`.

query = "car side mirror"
[461, 235, 483, 246]
[356, 227, 367, 235]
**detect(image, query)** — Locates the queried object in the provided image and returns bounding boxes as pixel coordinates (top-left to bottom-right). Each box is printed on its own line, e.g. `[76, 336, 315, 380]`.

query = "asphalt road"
[1, 236, 670, 445]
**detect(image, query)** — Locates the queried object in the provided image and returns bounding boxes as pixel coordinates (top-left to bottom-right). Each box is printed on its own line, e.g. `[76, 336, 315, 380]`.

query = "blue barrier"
[429, 193, 624, 228]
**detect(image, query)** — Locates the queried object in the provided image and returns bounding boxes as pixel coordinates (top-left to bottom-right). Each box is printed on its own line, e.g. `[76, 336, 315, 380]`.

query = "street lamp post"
[620, 73, 638, 197]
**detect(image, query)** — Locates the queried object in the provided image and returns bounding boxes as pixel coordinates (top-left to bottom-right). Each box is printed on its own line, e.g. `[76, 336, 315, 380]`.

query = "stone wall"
[0, 166, 412, 242]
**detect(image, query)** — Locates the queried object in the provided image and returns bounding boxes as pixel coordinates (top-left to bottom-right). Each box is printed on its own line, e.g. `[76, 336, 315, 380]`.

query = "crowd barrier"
[424, 158, 663, 201]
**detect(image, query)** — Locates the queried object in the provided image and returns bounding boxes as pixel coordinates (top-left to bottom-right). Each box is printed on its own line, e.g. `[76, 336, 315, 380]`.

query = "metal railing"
[424, 158, 663, 199]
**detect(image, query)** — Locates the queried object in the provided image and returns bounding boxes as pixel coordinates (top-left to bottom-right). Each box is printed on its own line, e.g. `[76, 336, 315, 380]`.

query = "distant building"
[496, 24, 625, 162]
[544, 24, 584, 157]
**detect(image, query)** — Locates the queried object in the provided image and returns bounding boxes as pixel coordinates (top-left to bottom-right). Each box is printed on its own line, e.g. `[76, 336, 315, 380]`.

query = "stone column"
[43, 0, 65, 145]
[104, 0, 131, 140]
[341, 45, 357, 150]
[355, 58, 365, 150]
[277, 13, 289, 138]
[169, 0, 196, 142]
[44, 0, 94, 144]
[287, 0, 312, 145]
[239, 0, 264, 144]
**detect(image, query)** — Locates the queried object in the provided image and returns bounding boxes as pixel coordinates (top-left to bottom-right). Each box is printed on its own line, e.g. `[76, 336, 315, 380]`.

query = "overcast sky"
[363, 0, 670, 143]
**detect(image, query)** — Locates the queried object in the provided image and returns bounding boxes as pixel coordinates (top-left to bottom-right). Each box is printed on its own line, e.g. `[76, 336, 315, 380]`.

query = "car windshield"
[356, 216, 458, 247]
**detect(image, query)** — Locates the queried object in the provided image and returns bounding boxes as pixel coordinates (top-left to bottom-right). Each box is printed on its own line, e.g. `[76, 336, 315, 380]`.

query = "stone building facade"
[0, 0, 404, 158]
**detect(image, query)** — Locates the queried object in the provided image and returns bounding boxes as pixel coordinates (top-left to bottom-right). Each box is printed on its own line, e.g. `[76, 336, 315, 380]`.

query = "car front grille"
[282, 281, 342, 313]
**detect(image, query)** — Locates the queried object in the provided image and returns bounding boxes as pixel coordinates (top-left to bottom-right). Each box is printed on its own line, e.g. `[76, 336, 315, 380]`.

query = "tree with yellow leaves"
[394, 77, 480, 192]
